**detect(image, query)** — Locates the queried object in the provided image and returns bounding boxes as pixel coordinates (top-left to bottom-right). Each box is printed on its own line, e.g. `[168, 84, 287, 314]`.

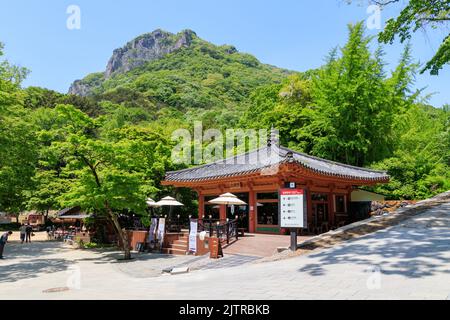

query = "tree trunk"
[105, 202, 131, 260]
[82, 157, 131, 260]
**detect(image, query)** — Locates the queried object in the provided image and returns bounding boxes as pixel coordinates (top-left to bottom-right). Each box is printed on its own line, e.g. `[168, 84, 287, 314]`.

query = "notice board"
[279, 188, 307, 228]
[188, 219, 198, 253]
[209, 237, 223, 259]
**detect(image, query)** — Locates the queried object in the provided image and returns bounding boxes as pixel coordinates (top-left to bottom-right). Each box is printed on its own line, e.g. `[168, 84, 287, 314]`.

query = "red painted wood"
[219, 204, 226, 221]
[249, 189, 256, 233]
[198, 194, 205, 219]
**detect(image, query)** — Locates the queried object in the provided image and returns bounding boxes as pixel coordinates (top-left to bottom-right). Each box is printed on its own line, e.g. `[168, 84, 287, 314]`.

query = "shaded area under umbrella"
[208, 193, 247, 206]
[156, 197, 184, 232]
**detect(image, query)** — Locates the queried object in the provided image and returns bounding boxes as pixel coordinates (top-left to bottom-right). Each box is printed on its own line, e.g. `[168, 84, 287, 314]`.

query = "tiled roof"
[164, 145, 389, 183]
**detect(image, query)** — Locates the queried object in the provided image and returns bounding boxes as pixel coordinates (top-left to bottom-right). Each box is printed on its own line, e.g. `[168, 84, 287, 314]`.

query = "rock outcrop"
[105, 29, 195, 78]
[68, 29, 196, 96]
[68, 79, 96, 96]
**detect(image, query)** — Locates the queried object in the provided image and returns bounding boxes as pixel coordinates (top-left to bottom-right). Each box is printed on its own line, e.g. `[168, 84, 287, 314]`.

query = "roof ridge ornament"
[286, 151, 294, 162]
[267, 126, 279, 147]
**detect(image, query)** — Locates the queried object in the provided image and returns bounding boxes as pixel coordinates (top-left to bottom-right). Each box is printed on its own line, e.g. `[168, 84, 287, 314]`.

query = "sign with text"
[279, 189, 306, 228]
[157, 218, 166, 243]
[148, 217, 158, 242]
[188, 219, 198, 253]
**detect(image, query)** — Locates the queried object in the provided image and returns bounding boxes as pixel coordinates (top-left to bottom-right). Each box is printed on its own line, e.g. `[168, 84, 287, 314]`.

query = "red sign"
[280, 189, 304, 196]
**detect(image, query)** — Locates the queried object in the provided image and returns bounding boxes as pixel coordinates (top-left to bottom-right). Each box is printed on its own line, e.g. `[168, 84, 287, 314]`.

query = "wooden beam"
[198, 194, 205, 219]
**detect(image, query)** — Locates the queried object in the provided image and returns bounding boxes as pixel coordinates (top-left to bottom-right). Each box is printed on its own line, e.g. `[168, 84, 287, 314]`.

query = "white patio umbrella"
[146, 198, 160, 207]
[156, 196, 184, 207]
[208, 193, 247, 206]
[156, 196, 184, 220]
[146, 197, 160, 218]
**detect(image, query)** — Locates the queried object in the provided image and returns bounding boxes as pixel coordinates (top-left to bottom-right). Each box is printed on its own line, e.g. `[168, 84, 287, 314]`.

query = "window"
[257, 202, 279, 226]
[335, 195, 346, 213]
[312, 193, 328, 202]
[257, 192, 279, 200]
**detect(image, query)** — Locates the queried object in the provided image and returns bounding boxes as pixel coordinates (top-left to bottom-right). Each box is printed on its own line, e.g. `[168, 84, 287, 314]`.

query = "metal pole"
[290, 229, 297, 252]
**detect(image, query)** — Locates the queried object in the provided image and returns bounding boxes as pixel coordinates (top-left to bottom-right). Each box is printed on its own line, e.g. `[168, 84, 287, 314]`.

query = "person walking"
[19, 224, 27, 244]
[0, 231, 13, 259]
[25, 224, 33, 243]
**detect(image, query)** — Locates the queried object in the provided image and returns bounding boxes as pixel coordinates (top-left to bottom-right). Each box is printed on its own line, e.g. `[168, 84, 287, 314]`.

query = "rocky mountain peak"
[104, 29, 196, 78]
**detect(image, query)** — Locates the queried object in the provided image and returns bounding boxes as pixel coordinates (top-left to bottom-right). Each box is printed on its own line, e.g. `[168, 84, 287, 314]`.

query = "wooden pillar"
[328, 193, 334, 228]
[328, 184, 335, 227]
[346, 186, 353, 222]
[306, 180, 313, 229]
[198, 194, 205, 219]
[248, 189, 256, 233]
[219, 204, 226, 221]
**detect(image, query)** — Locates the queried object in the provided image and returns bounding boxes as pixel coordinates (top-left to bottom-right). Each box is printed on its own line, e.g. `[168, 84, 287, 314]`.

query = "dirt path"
[6, 231, 49, 242]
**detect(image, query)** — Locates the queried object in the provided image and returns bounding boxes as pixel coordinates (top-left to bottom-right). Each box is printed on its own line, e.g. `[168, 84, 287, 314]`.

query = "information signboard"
[279, 188, 306, 228]
[188, 219, 198, 253]
[157, 217, 165, 243]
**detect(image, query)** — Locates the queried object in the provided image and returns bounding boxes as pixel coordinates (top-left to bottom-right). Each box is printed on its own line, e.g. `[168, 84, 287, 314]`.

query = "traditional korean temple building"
[162, 135, 389, 235]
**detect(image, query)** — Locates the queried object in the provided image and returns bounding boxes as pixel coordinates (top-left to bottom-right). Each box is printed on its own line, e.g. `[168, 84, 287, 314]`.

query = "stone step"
[172, 243, 187, 249]
[170, 243, 188, 250]
[162, 248, 187, 255]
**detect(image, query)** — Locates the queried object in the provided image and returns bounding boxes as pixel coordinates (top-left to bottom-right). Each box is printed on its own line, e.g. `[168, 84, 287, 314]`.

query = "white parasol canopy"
[156, 196, 184, 206]
[146, 198, 160, 207]
[208, 193, 247, 205]
[58, 214, 91, 219]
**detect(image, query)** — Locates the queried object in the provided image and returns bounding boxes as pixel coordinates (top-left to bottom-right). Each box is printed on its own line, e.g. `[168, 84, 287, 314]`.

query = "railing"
[160, 216, 191, 233]
[198, 218, 239, 245]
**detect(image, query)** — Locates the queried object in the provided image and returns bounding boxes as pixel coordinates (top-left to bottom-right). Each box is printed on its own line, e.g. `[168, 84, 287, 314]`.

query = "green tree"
[27, 170, 67, 220]
[33, 104, 176, 259]
[353, 0, 450, 75]
[306, 22, 401, 166]
[0, 43, 37, 216]
[372, 104, 450, 199]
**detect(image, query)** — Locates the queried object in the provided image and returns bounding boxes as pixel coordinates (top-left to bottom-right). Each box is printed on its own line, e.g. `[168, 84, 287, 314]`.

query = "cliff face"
[104, 29, 195, 78]
[68, 79, 94, 96]
[68, 29, 196, 96]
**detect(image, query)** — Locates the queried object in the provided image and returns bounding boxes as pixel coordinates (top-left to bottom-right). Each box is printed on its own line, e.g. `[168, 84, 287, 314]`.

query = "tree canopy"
[356, 0, 450, 75]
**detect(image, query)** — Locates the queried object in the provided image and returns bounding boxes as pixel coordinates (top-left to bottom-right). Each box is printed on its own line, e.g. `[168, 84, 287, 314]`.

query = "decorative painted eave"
[163, 145, 389, 185]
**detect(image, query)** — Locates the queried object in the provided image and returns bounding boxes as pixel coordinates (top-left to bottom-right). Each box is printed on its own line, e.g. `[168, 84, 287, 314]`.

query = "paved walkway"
[0, 202, 449, 299]
[223, 233, 311, 257]
[6, 231, 48, 242]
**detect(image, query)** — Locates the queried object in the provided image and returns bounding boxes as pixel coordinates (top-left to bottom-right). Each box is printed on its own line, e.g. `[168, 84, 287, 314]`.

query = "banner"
[148, 217, 158, 242]
[188, 219, 198, 253]
[157, 217, 166, 244]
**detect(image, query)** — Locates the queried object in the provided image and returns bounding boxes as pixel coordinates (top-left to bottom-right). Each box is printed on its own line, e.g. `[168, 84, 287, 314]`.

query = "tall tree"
[0, 43, 37, 216]
[349, 0, 450, 75]
[308, 22, 395, 166]
[372, 103, 450, 199]
[33, 104, 175, 259]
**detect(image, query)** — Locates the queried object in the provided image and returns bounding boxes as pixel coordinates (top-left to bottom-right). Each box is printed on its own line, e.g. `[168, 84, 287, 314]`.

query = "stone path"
[223, 233, 311, 257]
[0, 201, 449, 299]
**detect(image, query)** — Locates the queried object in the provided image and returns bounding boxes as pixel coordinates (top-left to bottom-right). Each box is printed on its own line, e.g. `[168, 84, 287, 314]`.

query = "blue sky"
[0, 0, 448, 107]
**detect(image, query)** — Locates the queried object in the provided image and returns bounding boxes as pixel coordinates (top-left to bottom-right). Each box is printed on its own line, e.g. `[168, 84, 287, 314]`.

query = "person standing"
[0, 231, 13, 259]
[25, 224, 33, 243]
[19, 224, 27, 244]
